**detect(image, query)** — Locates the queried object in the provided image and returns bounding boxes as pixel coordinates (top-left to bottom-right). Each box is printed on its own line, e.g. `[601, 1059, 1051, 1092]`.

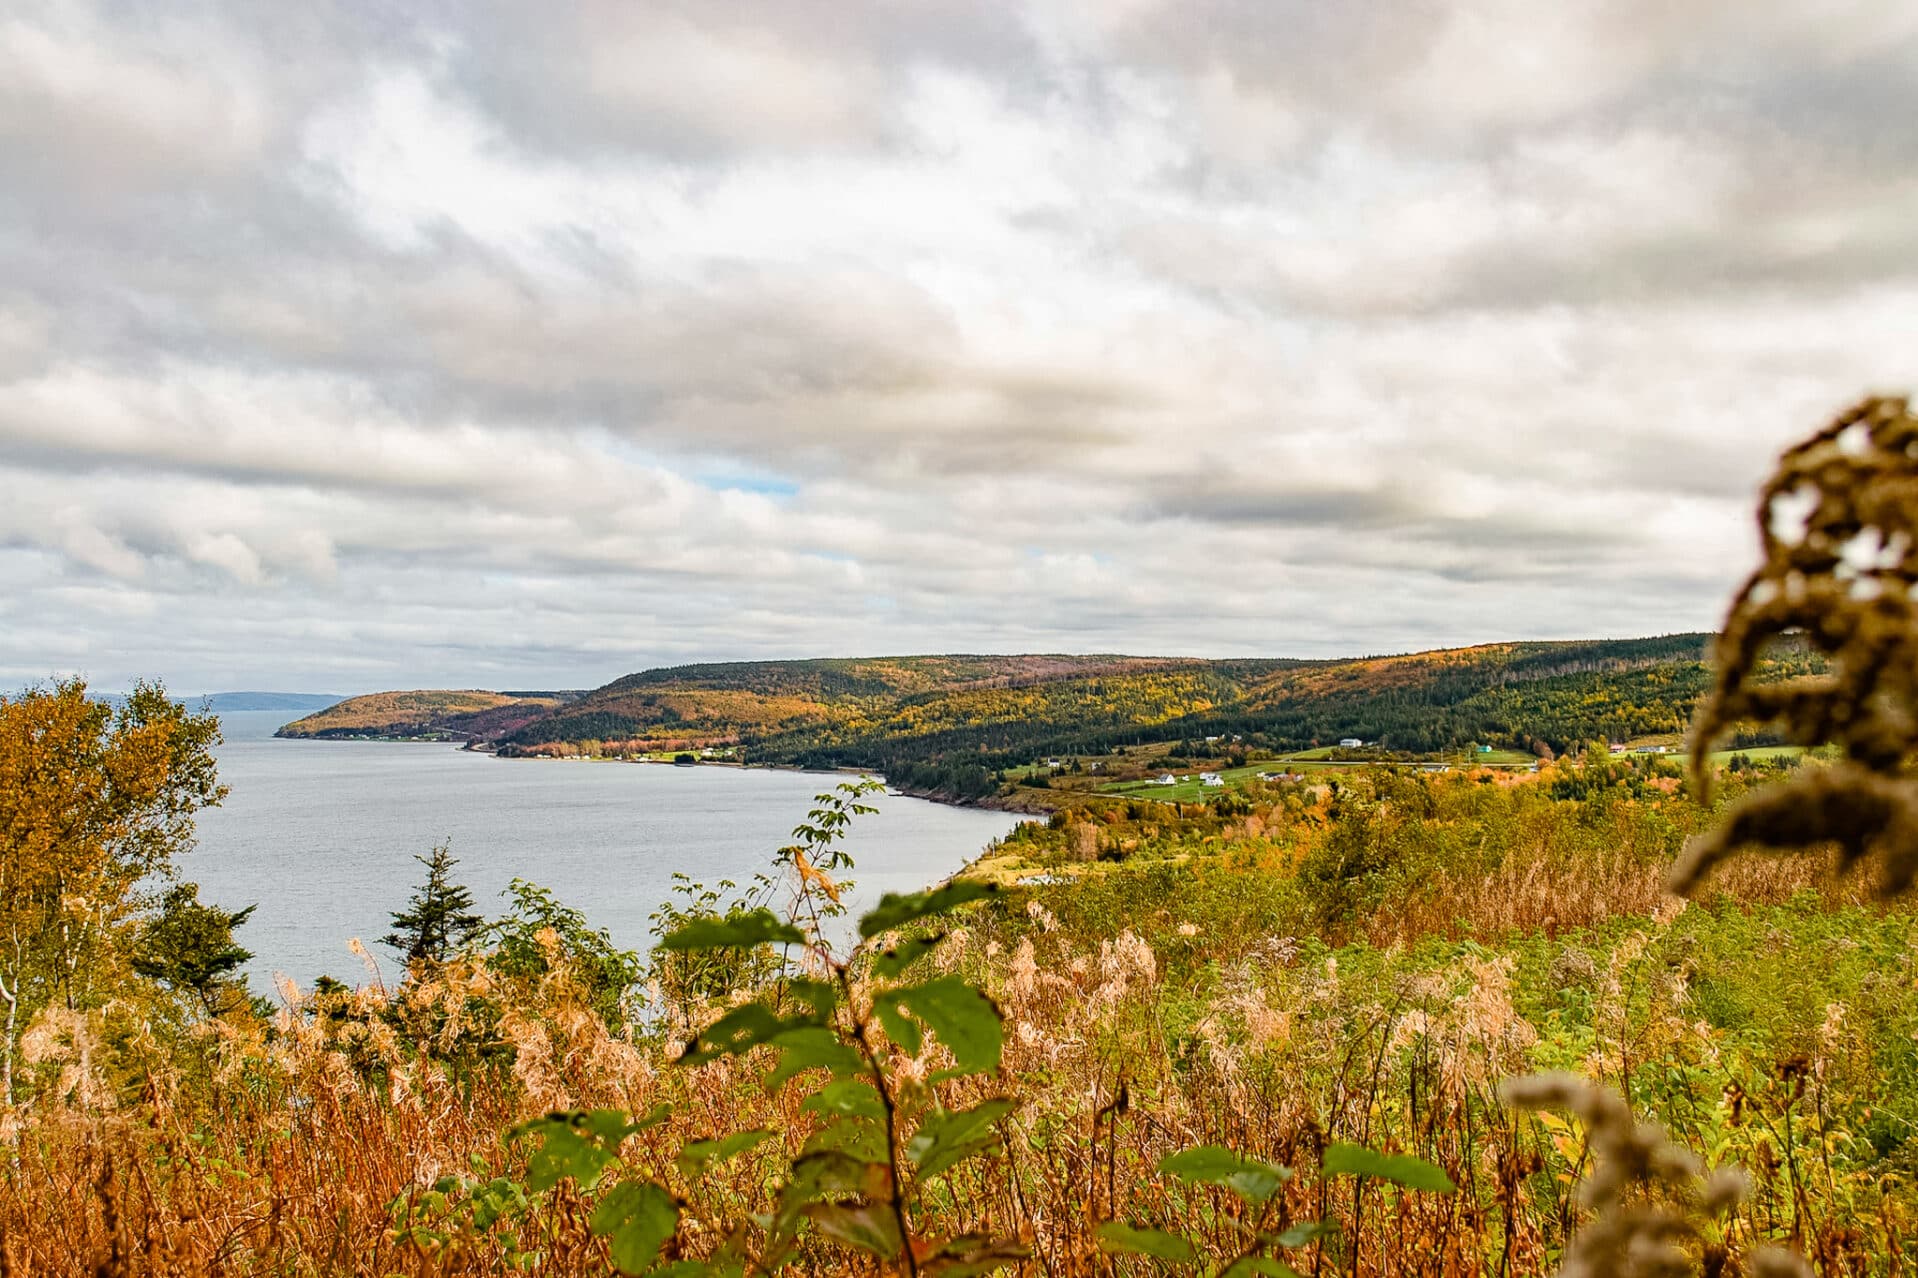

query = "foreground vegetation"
[0, 754, 1904, 1275]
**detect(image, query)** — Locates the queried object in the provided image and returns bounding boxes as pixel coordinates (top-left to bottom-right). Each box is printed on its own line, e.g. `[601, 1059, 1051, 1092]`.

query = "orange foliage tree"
[0, 679, 224, 1105]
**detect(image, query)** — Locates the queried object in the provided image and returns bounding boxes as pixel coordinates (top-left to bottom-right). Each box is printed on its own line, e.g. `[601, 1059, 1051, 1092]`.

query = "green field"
[1090, 748, 1540, 802]
[1703, 744, 1805, 764]
[1099, 762, 1280, 802]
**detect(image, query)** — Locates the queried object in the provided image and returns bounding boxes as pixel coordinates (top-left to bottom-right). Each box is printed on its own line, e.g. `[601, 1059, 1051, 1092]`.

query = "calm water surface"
[190, 712, 1022, 991]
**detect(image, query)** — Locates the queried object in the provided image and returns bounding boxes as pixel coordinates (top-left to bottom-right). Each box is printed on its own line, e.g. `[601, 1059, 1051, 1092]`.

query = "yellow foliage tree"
[0, 679, 224, 1105]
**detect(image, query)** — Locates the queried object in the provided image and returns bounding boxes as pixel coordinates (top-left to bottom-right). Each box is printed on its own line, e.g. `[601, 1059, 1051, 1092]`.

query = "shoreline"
[270, 730, 1052, 817]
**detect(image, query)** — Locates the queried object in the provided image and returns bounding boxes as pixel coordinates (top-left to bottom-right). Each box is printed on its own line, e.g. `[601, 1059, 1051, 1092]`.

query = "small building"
[1157, 773, 1177, 785]
[1199, 772, 1223, 787]
[1339, 738, 1363, 749]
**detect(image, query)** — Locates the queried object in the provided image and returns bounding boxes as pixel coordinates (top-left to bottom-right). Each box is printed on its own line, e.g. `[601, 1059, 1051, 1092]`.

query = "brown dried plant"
[1675, 394, 1918, 897]
[1501, 1074, 1809, 1278]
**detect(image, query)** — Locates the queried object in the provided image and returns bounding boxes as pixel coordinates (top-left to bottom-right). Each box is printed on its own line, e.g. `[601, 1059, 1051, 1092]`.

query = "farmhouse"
[1339, 737, 1363, 748]
[1199, 772, 1223, 786]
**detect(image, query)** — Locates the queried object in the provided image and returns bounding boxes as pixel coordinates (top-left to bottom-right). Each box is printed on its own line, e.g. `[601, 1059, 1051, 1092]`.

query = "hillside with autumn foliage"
[276, 689, 577, 740]
[282, 636, 1823, 801]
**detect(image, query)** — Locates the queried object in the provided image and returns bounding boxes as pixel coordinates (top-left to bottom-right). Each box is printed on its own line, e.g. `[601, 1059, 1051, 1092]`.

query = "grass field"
[1089, 748, 1540, 801]
[1703, 744, 1805, 763]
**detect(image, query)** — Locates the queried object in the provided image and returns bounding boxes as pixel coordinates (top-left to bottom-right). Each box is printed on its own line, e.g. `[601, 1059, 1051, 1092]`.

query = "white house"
[1157, 773, 1177, 785]
[1339, 737, 1363, 749]
[1199, 772, 1223, 786]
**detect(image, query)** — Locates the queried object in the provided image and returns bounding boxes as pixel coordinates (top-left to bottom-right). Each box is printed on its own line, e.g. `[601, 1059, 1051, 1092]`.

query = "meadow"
[2, 750, 1910, 1275]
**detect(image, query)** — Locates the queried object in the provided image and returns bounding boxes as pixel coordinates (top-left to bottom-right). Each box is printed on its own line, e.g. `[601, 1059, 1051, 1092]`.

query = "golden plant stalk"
[1675, 395, 1918, 896]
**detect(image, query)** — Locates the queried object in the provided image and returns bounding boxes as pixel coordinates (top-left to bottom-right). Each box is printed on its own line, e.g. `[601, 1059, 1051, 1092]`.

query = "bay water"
[188, 711, 1022, 993]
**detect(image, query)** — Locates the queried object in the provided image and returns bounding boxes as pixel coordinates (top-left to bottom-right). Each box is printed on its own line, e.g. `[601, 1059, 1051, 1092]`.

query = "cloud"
[1, 0, 1915, 692]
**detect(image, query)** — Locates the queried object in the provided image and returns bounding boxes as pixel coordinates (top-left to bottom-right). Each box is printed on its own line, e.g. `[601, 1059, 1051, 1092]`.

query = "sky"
[3, 1, 1917, 695]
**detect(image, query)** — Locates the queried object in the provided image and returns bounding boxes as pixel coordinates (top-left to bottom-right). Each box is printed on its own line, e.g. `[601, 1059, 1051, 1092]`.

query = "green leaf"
[907, 1098, 1017, 1180]
[801, 1078, 887, 1122]
[801, 1117, 887, 1163]
[1159, 1145, 1291, 1204]
[594, 1104, 672, 1139]
[1320, 1143, 1456, 1192]
[675, 1129, 776, 1180]
[512, 1109, 660, 1193]
[890, 976, 1003, 1074]
[521, 1125, 614, 1193]
[773, 1152, 889, 1251]
[784, 977, 841, 1020]
[682, 1003, 786, 1063]
[1272, 1221, 1332, 1248]
[783, 1150, 880, 1203]
[920, 1233, 1031, 1277]
[859, 881, 998, 939]
[1222, 1258, 1305, 1278]
[589, 1181, 678, 1275]
[1094, 1222, 1198, 1264]
[872, 997, 923, 1057]
[765, 1026, 869, 1089]
[658, 908, 804, 952]
[804, 1201, 904, 1257]
[870, 932, 946, 980]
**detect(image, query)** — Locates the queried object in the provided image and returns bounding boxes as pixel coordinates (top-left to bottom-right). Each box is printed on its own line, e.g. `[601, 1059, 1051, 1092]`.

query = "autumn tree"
[0, 678, 224, 1104]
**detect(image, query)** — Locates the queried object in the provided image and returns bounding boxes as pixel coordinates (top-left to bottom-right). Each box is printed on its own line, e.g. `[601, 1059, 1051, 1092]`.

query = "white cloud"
[1, 0, 1915, 692]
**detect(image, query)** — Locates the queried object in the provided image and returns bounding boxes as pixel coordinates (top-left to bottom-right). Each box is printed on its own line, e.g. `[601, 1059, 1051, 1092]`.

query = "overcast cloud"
[3, 0, 1916, 693]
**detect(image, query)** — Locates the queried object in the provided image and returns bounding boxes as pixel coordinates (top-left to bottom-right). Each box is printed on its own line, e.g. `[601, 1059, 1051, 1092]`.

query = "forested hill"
[275, 689, 580, 740]
[280, 635, 1822, 793]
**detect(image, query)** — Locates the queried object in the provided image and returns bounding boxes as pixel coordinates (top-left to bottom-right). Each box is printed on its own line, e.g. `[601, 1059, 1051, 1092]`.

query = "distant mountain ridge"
[201, 691, 348, 713]
[93, 691, 346, 713]
[274, 636, 1819, 786]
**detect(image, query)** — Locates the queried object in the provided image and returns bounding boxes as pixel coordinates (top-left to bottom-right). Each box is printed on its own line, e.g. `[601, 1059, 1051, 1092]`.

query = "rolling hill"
[277, 635, 1821, 796]
[275, 689, 580, 740]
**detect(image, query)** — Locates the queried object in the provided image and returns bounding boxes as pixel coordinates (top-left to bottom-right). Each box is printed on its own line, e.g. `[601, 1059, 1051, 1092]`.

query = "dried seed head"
[1501, 1073, 1776, 1277]
[1751, 1247, 1816, 1278]
[1678, 395, 1918, 897]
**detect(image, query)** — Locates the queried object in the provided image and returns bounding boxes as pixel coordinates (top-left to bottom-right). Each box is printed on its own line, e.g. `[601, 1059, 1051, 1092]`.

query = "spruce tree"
[133, 882, 255, 1015]
[383, 842, 482, 969]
